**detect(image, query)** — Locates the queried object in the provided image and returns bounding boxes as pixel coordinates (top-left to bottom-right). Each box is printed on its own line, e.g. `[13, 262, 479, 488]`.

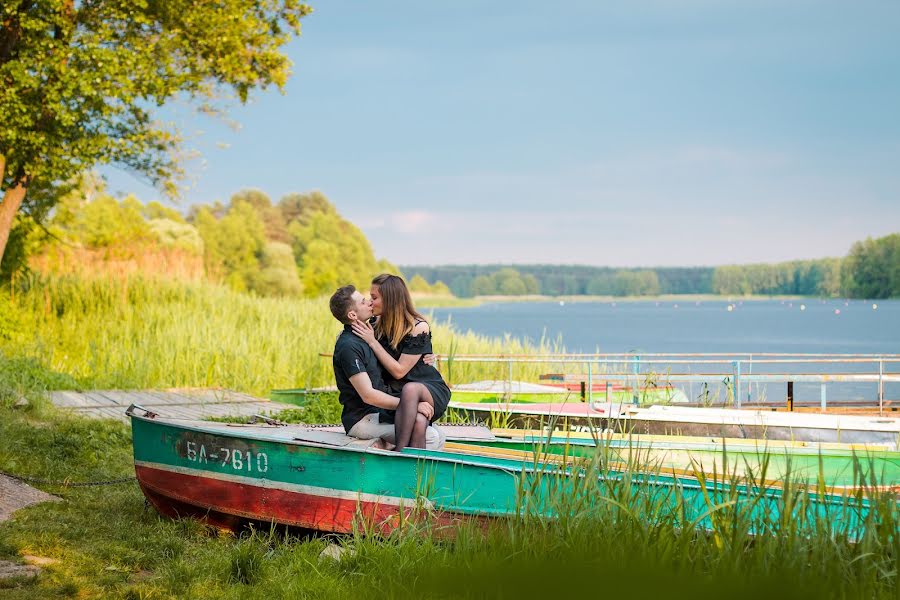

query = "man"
[329, 285, 445, 450]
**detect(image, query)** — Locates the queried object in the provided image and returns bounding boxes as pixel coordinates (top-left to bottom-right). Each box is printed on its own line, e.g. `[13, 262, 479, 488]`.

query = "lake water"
[428, 299, 900, 404]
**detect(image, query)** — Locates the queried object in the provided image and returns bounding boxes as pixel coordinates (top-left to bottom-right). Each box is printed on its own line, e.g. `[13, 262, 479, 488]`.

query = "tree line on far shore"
[403, 233, 900, 299]
[3, 175, 896, 300]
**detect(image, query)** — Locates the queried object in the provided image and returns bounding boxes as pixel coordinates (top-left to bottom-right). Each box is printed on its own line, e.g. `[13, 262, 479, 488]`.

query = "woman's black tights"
[393, 382, 434, 451]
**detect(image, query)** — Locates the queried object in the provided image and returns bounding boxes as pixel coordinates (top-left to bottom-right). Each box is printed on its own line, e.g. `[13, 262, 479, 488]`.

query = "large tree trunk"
[0, 178, 28, 268]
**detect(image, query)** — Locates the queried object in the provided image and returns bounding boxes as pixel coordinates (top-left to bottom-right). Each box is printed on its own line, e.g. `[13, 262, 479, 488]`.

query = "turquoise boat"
[127, 405, 889, 538]
[454, 430, 900, 489]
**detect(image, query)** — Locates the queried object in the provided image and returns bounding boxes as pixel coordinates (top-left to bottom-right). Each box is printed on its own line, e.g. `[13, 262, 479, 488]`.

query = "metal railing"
[436, 353, 900, 416]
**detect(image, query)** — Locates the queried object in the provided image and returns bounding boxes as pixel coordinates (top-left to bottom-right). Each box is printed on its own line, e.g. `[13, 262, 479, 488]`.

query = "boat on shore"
[449, 401, 900, 448]
[127, 405, 888, 538]
[458, 429, 900, 489]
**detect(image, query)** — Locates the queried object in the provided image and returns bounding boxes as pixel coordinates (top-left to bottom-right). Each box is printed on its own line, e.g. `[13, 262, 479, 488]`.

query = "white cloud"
[389, 210, 438, 234]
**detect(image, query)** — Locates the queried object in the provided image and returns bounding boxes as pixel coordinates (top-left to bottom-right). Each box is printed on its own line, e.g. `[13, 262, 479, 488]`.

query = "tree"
[408, 274, 432, 293]
[0, 0, 311, 266]
[278, 191, 334, 226]
[252, 241, 302, 297]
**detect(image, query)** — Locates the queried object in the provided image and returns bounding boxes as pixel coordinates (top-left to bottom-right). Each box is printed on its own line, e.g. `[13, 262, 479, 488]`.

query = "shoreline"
[419, 293, 857, 309]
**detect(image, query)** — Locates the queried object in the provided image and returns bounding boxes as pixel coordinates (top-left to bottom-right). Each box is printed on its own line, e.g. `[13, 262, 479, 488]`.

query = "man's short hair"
[329, 285, 357, 324]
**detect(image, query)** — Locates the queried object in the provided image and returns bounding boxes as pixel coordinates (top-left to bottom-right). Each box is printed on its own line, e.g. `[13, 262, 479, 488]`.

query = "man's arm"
[348, 372, 400, 410]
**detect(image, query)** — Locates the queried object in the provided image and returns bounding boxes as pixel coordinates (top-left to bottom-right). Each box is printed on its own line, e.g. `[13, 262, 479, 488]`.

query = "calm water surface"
[428, 299, 900, 403]
[430, 299, 900, 354]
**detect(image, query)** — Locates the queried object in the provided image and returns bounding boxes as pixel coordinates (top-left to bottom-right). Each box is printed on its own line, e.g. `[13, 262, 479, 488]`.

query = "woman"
[351, 273, 451, 451]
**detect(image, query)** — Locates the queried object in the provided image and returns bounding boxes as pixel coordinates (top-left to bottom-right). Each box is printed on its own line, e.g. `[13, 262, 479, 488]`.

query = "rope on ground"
[0, 469, 135, 488]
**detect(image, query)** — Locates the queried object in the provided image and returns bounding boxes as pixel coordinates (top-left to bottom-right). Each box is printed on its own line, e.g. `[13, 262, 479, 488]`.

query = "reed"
[2, 273, 560, 397]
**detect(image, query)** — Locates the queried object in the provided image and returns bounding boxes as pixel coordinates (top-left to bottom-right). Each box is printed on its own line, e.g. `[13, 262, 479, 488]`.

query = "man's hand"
[351, 318, 378, 346]
[417, 402, 434, 420]
[423, 353, 438, 366]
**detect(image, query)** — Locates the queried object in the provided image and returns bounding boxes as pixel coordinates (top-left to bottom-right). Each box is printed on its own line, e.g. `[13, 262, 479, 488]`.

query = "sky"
[103, 0, 900, 268]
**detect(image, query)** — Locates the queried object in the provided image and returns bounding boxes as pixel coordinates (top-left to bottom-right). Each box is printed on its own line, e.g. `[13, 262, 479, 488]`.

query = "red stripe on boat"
[135, 464, 473, 534]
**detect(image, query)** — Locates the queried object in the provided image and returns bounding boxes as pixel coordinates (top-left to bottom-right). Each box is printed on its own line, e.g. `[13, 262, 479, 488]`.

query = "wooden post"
[586, 361, 592, 405]
[787, 381, 794, 412]
[580, 381, 586, 402]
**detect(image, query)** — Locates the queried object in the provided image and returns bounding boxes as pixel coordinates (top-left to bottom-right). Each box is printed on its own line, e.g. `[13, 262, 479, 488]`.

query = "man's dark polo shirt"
[333, 324, 390, 432]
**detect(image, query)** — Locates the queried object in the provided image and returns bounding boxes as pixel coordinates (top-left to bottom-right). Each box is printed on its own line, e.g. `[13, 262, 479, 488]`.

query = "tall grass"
[1, 273, 561, 396]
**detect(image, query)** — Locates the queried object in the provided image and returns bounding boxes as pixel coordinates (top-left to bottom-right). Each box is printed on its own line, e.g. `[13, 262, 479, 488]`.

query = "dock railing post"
[587, 360, 593, 406]
[733, 360, 741, 409]
[820, 384, 827, 412]
[879, 357, 884, 416]
[507, 358, 513, 402]
[787, 381, 794, 412]
[747, 354, 753, 405]
[632, 354, 640, 405]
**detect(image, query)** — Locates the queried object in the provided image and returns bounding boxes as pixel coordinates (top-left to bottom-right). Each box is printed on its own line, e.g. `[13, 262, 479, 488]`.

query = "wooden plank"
[81, 391, 118, 407]
[50, 391, 93, 408]
[92, 390, 129, 406]
[143, 390, 192, 406]
[129, 390, 169, 406]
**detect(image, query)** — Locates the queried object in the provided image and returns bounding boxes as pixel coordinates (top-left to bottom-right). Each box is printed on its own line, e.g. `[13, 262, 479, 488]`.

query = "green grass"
[1, 276, 899, 599]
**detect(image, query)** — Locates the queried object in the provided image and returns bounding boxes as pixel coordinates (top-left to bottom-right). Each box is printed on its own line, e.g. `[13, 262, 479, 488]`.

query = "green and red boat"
[127, 405, 893, 538]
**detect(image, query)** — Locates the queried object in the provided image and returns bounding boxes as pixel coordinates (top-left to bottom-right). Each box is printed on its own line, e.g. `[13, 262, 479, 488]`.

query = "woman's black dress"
[379, 323, 451, 422]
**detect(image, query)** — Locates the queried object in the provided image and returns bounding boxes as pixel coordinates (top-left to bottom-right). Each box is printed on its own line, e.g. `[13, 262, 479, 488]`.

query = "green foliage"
[290, 205, 386, 297]
[0, 0, 311, 268]
[408, 274, 431, 293]
[51, 191, 151, 248]
[841, 233, 900, 299]
[188, 189, 398, 298]
[277, 190, 335, 226]
[148, 218, 204, 254]
[0, 353, 78, 409]
[143, 201, 186, 223]
[455, 268, 540, 296]
[431, 280, 451, 295]
[404, 257, 874, 298]
[612, 270, 660, 296]
[252, 242, 302, 297]
[197, 200, 267, 293]
[232, 190, 290, 244]
[712, 258, 847, 297]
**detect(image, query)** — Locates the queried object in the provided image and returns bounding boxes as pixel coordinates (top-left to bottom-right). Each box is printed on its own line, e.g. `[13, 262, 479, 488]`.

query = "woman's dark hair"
[371, 274, 424, 349]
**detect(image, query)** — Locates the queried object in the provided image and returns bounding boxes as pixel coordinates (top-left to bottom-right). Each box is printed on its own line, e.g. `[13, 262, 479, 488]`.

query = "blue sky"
[104, 1, 900, 267]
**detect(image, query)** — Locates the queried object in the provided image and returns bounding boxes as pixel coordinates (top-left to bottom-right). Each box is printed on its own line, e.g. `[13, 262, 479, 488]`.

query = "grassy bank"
[1, 364, 898, 598]
[0, 274, 565, 397]
[2, 276, 898, 599]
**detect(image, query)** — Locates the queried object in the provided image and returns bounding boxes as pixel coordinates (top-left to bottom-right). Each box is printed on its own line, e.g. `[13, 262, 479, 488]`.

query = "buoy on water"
[873, 303, 878, 310]
[800, 304, 806, 311]
[834, 309, 841, 315]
